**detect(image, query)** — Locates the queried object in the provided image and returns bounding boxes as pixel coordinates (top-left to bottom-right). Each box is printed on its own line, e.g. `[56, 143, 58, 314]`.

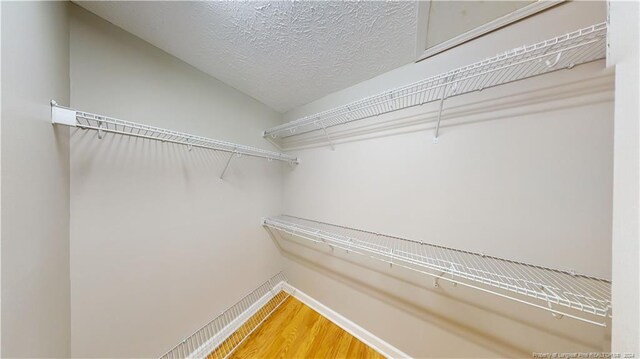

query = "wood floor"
[207, 294, 384, 359]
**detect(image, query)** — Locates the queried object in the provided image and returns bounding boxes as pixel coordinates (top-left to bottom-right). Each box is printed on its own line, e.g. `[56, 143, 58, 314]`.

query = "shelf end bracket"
[51, 101, 77, 127]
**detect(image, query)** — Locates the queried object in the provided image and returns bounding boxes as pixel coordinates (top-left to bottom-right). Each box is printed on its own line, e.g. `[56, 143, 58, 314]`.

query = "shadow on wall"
[265, 227, 610, 358]
[69, 127, 285, 184]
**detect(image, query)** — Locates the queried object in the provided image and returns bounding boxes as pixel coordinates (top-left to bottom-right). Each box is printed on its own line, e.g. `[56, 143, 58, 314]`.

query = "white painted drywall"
[1, 2, 3, 351]
[68, 5, 286, 357]
[278, 1, 614, 357]
[1, 1, 71, 357]
[608, 0, 640, 355]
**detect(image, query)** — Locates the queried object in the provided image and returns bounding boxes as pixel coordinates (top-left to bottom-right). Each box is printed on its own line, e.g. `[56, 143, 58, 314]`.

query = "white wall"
[0, 1, 626, 358]
[1, 2, 3, 351]
[279, 1, 613, 357]
[609, 0, 640, 355]
[69, 5, 286, 357]
[1, 2, 71, 357]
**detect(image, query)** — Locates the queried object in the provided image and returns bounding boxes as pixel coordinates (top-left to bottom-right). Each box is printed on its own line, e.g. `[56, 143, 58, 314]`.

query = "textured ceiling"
[75, 1, 418, 112]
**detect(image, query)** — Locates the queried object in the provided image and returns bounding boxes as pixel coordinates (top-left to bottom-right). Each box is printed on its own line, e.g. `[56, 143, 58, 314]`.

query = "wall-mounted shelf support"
[263, 23, 607, 143]
[219, 151, 239, 180]
[97, 119, 105, 139]
[434, 269, 458, 288]
[315, 121, 335, 150]
[545, 51, 563, 68]
[263, 215, 611, 327]
[321, 127, 335, 151]
[433, 73, 458, 144]
[433, 96, 446, 144]
[542, 286, 565, 320]
[51, 101, 298, 168]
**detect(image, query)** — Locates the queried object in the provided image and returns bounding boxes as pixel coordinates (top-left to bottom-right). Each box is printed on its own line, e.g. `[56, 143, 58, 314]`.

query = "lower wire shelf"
[159, 272, 289, 359]
[263, 215, 611, 327]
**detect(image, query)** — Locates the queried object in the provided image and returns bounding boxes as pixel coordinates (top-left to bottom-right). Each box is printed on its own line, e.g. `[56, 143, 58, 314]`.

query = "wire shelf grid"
[159, 272, 288, 359]
[263, 22, 607, 139]
[51, 102, 298, 164]
[263, 215, 611, 326]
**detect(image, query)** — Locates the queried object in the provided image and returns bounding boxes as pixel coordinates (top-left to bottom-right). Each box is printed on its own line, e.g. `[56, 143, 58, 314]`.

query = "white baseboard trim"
[188, 280, 409, 359]
[281, 282, 411, 359]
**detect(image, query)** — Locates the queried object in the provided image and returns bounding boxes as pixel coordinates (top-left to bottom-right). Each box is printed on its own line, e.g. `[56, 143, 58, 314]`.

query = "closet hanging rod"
[51, 101, 298, 164]
[263, 215, 611, 327]
[263, 22, 607, 140]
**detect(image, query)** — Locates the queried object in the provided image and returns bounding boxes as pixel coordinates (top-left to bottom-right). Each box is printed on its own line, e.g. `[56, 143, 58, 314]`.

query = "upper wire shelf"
[51, 102, 298, 165]
[263, 215, 611, 327]
[263, 22, 607, 141]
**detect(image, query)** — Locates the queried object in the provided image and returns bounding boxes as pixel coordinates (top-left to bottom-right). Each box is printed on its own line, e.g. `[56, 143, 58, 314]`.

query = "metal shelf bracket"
[219, 151, 240, 180]
[434, 270, 458, 288]
[97, 119, 105, 139]
[545, 52, 563, 68]
[315, 121, 335, 151]
[433, 96, 446, 144]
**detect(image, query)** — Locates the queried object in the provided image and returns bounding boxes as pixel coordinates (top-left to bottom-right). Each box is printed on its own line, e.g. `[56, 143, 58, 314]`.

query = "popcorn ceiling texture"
[76, 1, 418, 112]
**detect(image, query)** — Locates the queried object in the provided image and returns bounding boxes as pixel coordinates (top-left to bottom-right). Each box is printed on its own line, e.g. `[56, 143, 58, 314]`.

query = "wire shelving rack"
[263, 22, 607, 142]
[159, 272, 289, 359]
[51, 102, 298, 165]
[263, 215, 611, 327]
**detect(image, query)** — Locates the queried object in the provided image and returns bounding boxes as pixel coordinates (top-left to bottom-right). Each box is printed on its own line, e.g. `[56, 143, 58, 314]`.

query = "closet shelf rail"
[51, 101, 298, 164]
[263, 22, 607, 140]
[263, 215, 611, 327]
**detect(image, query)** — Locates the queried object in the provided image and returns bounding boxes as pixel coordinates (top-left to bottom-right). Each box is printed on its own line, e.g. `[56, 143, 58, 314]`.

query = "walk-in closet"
[1, 1, 639, 358]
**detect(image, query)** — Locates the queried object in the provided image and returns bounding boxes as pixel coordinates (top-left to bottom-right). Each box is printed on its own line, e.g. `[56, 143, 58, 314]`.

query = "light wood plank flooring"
[207, 294, 383, 359]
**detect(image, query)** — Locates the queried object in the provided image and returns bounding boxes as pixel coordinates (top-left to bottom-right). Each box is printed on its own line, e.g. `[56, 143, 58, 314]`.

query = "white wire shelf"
[263, 215, 611, 327]
[159, 272, 289, 359]
[51, 101, 298, 165]
[263, 22, 607, 141]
